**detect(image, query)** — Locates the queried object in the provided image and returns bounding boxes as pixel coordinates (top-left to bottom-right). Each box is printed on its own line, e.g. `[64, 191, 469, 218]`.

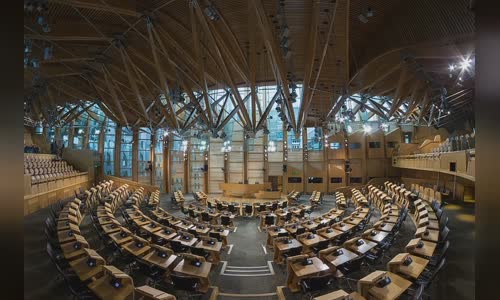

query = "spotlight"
[460, 58, 472, 70]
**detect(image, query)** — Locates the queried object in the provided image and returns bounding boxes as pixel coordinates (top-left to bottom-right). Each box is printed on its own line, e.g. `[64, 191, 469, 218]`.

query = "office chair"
[244, 204, 253, 217]
[337, 255, 366, 290]
[312, 240, 330, 254]
[439, 216, 449, 228]
[190, 247, 210, 260]
[188, 228, 198, 238]
[299, 274, 334, 300]
[439, 226, 450, 244]
[428, 240, 450, 268]
[228, 204, 237, 215]
[209, 232, 223, 242]
[264, 215, 275, 227]
[221, 215, 232, 227]
[62, 271, 96, 300]
[282, 246, 303, 261]
[170, 274, 203, 300]
[170, 240, 189, 253]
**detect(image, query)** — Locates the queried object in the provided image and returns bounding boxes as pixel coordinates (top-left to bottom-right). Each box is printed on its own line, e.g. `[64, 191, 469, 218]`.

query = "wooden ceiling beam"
[252, 0, 296, 130]
[189, 5, 214, 128]
[298, 0, 320, 129]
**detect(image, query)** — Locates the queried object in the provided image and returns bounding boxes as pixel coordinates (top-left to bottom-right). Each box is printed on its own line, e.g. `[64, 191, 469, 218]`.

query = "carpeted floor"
[24, 192, 475, 299]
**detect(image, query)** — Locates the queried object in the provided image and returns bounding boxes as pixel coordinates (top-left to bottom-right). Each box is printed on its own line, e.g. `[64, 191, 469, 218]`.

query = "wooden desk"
[314, 290, 366, 300]
[267, 227, 289, 246]
[415, 227, 439, 243]
[142, 251, 179, 271]
[87, 266, 134, 300]
[196, 240, 223, 263]
[101, 222, 121, 234]
[61, 238, 88, 261]
[57, 229, 79, 244]
[374, 222, 395, 233]
[219, 182, 272, 197]
[364, 231, 390, 243]
[122, 240, 151, 257]
[406, 238, 437, 258]
[298, 234, 326, 253]
[381, 215, 399, 224]
[175, 222, 194, 231]
[172, 259, 212, 293]
[347, 239, 378, 255]
[109, 231, 133, 245]
[318, 228, 344, 240]
[388, 253, 429, 279]
[69, 254, 104, 281]
[134, 285, 176, 300]
[141, 223, 163, 235]
[345, 217, 364, 226]
[360, 271, 412, 300]
[287, 257, 330, 292]
[171, 236, 199, 247]
[274, 238, 303, 264]
[333, 222, 355, 232]
[323, 248, 359, 268]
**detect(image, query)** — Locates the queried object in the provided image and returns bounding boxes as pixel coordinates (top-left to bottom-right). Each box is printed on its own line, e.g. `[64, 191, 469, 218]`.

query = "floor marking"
[233, 227, 237, 232]
[227, 244, 234, 255]
[226, 266, 269, 269]
[261, 244, 267, 254]
[224, 269, 269, 273]
[218, 292, 277, 297]
[267, 261, 275, 275]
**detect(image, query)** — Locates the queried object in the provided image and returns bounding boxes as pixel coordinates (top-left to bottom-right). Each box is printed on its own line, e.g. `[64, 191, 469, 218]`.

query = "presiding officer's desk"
[219, 183, 272, 198]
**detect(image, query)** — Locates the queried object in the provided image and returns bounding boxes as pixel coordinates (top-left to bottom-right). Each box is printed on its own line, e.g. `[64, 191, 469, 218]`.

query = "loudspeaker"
[449, 162, 456, 172]
[283, 164, 287, 172]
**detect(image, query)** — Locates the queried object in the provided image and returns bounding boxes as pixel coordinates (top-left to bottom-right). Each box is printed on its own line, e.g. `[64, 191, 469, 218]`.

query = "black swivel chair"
[244, 204, 253, 217]
[264, 215, 275, 227]
[170, 240, 189, 253]
[170, 274, 203, 299]
[282, 246, 303, 261]
[299, 274, 334, 300]
[191, 247, 211, 260]
[209, 232, 223, 242]
[337, 255, 365, 290]
[221, 215, 232, 227]
[312, 240, 330, 254]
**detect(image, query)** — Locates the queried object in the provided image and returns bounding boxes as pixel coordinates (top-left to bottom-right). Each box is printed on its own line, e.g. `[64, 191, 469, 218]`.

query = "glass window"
[349, 143, 362, 149]
[287, 177, 302, 183]
[306, 127, 323, 151]
[330, 142, 342, 150]
[138, 128, 152, 182]
[120, 127, 133, 178]
[308, 177, 323, 183]
[103, 119, 115, 175]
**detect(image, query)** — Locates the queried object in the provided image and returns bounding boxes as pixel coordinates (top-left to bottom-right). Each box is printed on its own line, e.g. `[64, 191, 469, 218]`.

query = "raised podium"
[219, 183, 272, 198]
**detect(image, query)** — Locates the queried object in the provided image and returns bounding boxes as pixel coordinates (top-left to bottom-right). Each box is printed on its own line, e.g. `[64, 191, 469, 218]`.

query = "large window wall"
[120, 127, 133, 178]
[103, 119, 115, 176]
[138, 128, 152, 184]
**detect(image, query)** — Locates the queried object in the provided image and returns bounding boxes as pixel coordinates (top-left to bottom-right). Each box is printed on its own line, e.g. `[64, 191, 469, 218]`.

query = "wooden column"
[132, 127, 139, 181]
[114, 126, 122, 176]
